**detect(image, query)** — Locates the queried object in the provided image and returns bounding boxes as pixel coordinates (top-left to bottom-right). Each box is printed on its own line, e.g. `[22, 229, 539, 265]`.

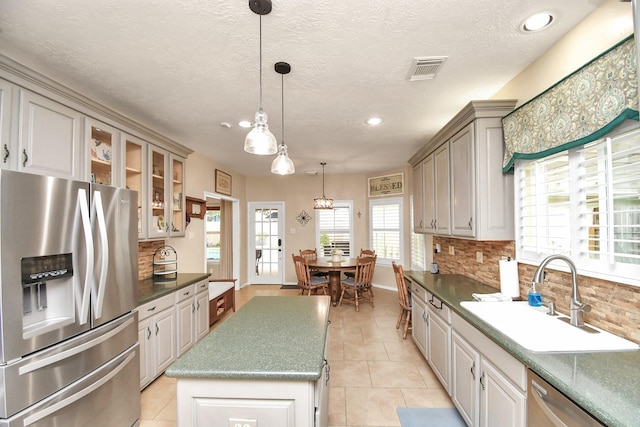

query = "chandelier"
[313, 162, 333, 209]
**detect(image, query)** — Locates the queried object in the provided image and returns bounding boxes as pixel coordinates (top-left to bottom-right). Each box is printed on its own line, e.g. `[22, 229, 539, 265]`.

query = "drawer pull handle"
[22, 149, 28, 167]
[3, 144, 8, 163]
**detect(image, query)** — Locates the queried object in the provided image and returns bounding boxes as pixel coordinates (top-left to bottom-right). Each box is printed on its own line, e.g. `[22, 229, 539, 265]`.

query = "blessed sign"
[368, 173, 404, 197]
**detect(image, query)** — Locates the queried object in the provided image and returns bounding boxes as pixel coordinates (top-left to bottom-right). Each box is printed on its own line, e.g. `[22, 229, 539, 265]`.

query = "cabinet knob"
[3, 144, 8, 164]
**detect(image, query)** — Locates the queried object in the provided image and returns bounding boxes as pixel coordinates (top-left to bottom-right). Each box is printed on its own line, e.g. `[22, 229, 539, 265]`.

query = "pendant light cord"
[280, 74, 284, 146]
[259, 13, 263, 112]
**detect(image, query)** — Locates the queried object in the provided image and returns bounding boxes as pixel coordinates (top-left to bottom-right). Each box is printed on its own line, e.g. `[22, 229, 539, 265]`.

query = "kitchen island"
[166, 295, 331, 427]
[406, 272, 640, 427]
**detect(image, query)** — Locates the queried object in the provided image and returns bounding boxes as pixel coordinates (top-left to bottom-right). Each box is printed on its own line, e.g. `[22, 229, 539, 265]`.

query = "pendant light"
[244, 0, 277, 155]
[271, 62, 295, 175]
[314, 162, 334, 209]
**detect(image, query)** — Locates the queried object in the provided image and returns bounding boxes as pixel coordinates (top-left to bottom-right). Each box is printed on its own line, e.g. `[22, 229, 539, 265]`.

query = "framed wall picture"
[368, 173, 404, 197]
[215, 169, 232, 196]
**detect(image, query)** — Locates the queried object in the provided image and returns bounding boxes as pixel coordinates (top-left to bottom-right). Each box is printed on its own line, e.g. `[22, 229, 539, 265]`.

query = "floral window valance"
[502, 35, 639, 173]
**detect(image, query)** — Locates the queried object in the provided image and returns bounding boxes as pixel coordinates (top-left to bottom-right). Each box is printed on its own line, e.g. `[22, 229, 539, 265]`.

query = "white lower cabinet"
[195, 281, 210, 341]
[451, 312, 526, 427]
[410, 282, 428, 357]
[176, 285, 196, 357]
[138, 293, 176, 389]
[138, 280, 211, 390]
[426, 293, 451, 395]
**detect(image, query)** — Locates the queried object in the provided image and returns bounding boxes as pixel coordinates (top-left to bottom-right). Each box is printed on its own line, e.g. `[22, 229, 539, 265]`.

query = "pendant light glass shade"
[271, 61, 294, 175]
[245, 110, 277, 155]
[314, 162, 333, 209]
[271, 143, 295, 174]
[245, 4, 277, 155]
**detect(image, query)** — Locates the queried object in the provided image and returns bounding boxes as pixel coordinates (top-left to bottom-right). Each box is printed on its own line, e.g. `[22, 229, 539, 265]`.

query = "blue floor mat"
[397, 407, 466, 427]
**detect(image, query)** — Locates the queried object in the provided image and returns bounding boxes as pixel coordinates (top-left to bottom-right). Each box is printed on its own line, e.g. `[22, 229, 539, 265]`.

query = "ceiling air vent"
[408, 56, 447, 81]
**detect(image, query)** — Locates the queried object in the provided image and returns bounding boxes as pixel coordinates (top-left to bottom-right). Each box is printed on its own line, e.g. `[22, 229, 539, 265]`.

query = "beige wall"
[493, 0, 633, 105]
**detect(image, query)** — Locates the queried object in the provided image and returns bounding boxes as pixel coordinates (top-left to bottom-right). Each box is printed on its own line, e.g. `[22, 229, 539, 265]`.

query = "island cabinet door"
[176, 378, 318, 427]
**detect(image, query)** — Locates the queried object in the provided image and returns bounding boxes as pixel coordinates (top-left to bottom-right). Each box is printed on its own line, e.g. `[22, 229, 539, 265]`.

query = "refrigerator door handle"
[18, 316, 134, 376]
[22, 350, 136, 426]
[78, 188, 94, 325]
[92, 190, 109, 319]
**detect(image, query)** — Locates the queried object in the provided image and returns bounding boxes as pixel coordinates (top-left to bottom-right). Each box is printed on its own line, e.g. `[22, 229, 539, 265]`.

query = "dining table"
[305, 257, 357, 306]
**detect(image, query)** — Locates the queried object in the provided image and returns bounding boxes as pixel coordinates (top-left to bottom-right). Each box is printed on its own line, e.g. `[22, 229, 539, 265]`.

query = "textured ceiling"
[0, 0, 604, 176]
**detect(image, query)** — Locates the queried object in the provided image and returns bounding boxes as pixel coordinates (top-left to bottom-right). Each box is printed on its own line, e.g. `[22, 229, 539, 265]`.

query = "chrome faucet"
[532, 254, 590, 328]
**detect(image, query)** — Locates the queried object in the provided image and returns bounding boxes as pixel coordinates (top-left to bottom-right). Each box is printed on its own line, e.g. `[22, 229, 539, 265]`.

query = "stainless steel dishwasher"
[527, 370, 603, 426]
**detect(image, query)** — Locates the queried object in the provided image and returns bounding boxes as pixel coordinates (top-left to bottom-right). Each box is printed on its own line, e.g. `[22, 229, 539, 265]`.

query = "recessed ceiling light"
[522, 13, 554, 32]
[220, 122, 231, 128]
[366, 117, 383, 126]
[238, 120, 252, 128]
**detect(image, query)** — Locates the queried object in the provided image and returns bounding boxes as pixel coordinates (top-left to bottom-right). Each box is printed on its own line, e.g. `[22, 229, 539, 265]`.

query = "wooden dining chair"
[392, 261, 412, 339]
[339, 255, 376, 311]
[292, 254, 328, 296]
[344, 249, 376, 279]
[299, 249, 328, 279]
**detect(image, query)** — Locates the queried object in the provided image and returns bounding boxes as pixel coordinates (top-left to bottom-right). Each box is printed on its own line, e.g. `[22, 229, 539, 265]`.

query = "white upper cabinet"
[0, 79, 16, 170]
[148, 145, 170, 239]
[122, 133, 147, 240]
[169, 154, 185, 237]
[18, 89, 82, 180]
[412, 163, 425, 233]
[409, 100, 516, 240]
[450, 124, 475, 237]
[86, 117, 119, 186]
[433, 143, 450, 235]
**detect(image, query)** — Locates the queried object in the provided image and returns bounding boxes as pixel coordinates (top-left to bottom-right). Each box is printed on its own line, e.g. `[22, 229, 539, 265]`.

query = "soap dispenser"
[528, 282, 542, 307]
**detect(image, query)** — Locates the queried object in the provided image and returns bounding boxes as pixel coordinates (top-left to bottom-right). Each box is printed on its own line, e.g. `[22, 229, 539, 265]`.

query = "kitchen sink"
[459, 301, 639, 353]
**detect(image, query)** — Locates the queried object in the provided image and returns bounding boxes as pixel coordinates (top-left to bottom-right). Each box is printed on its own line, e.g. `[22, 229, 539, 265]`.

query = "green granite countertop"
[138, 273, 210, 305]
[406, 271, 640, 427]
[165, 295, 331, 381]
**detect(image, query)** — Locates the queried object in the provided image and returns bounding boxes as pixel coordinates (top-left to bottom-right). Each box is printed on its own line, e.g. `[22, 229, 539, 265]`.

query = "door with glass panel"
[248, 202, 284, 284]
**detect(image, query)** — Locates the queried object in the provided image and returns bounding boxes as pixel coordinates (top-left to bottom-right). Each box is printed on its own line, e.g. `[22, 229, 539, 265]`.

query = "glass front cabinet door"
[148, 145, 169, 239]
[123, 133, 147, 240]
[86, 118, 118, 186]
[169, 155, 185, 237]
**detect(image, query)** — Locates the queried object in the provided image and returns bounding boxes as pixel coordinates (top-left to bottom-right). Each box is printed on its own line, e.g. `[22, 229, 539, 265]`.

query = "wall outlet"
[435, 243, 441, 253]
[476, 251, 483, 263]
[229, 419, 257, 427]
[448, 245, 455, 255]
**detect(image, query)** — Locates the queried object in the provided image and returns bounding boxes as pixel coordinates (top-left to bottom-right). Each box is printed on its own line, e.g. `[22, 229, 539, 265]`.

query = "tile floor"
[139, 285, 454, 427]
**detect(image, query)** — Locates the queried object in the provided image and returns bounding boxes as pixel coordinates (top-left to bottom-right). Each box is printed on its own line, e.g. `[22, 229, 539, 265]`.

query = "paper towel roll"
[499, 259, 520, 298]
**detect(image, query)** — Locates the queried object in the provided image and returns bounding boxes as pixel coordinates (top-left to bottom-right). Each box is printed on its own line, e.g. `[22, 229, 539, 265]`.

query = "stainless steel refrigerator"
[0, 169, 140, 426]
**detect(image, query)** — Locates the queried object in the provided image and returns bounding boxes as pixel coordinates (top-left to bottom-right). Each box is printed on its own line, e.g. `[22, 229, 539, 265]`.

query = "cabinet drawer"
[138, 293, 174, 321]
[194, 279, 209, 294]
[175, 284, 195, 303]
[427, 292, 451, 324]
[410, 282, 427, 302]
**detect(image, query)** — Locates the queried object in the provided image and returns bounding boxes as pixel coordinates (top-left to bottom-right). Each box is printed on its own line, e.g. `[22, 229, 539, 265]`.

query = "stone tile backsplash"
[138, 240, 166, 281]
[433, 236, 640, 344]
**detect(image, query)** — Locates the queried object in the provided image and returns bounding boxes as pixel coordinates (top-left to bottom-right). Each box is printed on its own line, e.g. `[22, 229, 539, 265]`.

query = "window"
[316, 201, 353, 256]
[410, 195, 426, 270]
[516, 124, 640, 287]
[205, 209, 221, 261]
[370, 197, 403, 265]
